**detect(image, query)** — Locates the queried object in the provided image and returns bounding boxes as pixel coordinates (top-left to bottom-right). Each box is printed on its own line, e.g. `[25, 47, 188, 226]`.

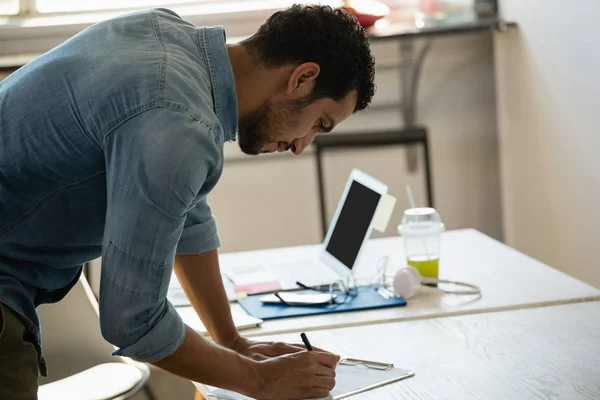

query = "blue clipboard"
[237, 285, 406, 320]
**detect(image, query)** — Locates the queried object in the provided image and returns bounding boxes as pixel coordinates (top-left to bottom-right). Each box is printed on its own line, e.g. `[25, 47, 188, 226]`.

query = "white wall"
[495, 0, 600, 287]
[212, 32, 503, 253]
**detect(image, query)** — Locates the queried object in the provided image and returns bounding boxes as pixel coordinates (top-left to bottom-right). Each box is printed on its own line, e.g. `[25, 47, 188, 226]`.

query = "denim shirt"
[0, 9, 237, 375]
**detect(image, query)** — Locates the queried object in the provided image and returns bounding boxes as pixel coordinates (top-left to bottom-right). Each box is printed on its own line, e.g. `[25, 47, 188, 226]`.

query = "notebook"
[205, 359, 414, 400]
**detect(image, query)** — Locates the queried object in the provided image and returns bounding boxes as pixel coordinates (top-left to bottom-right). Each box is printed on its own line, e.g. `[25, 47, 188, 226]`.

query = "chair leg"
[314, 146, 327, 239]
[423, 133, 434, 208]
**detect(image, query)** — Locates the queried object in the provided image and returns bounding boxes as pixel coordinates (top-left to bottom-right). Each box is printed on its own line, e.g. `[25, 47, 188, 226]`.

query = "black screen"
[325, 180, 381, 269]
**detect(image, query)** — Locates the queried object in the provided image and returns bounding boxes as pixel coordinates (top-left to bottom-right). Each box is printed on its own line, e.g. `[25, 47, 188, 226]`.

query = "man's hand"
[251, 350, 340, 400]
[232, 336, 337, 360]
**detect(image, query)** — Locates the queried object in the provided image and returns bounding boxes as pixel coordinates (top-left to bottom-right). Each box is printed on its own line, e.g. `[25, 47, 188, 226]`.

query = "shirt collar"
[198, 26, 238, 142]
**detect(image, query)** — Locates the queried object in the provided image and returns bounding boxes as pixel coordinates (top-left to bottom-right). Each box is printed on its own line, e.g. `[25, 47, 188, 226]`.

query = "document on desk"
[178, 304, 263, 334]
[205, 362, 414, 400]
[168, 273, 237, 305]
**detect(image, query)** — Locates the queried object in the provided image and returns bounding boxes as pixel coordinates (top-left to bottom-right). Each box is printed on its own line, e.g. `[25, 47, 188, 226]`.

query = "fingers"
[306, 375, 335, 400]
[298, 343, 334, 355]
[312, 376, 336, 390]
[273, 340, 341, 361]
[257, 347, 277, 357]
[314, 351, 340, 368]
[273, 342, 305, 355]
[315, 365, 336, 378]
[292, 342, 326, 352]
[309, 345, 341, 360]
[278, 341, 339, 356]
[307, 388, 332, 399]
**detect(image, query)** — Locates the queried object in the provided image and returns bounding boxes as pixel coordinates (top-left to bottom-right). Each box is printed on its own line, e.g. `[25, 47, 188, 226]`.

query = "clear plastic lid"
[397, 207, 445, 236]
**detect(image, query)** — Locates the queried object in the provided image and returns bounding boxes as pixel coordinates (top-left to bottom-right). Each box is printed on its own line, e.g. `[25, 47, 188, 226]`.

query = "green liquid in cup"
[407, 258, 439, 279]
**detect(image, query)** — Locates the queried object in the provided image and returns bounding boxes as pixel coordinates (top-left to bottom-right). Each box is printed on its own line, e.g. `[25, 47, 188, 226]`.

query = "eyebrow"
[322, 114, 336, 133]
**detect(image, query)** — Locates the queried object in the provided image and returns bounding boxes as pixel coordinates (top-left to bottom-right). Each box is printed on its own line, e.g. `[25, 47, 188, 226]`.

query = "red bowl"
[355, 12, 386, 28]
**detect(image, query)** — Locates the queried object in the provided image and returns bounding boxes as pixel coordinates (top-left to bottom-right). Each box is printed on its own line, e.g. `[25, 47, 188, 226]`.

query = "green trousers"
[0, 302, 38, 400]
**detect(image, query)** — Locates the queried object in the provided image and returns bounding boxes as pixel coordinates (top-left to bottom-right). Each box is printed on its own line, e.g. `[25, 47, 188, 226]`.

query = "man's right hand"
[250, 350, 340, 400]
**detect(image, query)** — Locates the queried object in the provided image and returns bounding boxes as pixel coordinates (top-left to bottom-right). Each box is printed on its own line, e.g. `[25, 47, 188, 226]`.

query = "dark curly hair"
[242, 4, 376, 112]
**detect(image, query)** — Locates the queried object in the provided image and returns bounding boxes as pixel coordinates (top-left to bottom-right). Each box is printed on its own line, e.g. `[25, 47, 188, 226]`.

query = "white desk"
[200, 301, 600, 399]
[178, 229, 600, 337]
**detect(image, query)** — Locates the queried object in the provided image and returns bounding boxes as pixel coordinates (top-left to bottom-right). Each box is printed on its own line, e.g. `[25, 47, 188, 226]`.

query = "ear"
[285, 62, 320, 97]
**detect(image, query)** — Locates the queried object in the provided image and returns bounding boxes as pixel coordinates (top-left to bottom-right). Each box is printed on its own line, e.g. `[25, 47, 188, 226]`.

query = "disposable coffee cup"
[398, 207, 445, 284]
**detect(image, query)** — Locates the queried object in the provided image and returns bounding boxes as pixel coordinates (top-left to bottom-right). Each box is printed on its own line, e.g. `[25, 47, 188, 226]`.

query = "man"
[0, 4, 375, 399]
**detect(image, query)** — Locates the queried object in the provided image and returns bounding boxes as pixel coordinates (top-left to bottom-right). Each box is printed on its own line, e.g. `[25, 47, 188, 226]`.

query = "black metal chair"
[312, 127, 434, 237]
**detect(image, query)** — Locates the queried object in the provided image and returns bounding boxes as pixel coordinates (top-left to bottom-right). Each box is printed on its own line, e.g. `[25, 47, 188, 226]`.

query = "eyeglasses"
[329, 276, 358, 305]
[292, 276, 358, 305]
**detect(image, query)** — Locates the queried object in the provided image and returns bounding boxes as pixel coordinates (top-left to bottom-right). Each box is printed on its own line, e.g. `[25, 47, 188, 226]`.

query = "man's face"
[238, 90, 358, 156]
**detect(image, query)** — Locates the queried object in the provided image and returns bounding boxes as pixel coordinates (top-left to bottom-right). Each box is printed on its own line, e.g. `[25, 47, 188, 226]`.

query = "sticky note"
[372, 193, 396, 233]
[234, 280, 282, 295]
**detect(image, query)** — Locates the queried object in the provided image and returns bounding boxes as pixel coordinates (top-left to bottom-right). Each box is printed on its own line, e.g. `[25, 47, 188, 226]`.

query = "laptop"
[223, 168, 389, 292]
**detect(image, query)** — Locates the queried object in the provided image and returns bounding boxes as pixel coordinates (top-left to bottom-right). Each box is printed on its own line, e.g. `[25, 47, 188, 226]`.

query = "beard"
[237, 96, 311, 155]
[237, 102, 273, 155]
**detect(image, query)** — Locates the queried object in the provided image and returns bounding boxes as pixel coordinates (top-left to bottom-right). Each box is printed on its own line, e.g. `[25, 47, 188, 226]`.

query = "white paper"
[178, 304, 263, 334]
[168, 273, 237, 305]
[223, 260, 338, 290]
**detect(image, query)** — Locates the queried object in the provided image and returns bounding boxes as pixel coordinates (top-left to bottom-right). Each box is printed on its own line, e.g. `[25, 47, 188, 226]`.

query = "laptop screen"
[325, 180, 382, 269]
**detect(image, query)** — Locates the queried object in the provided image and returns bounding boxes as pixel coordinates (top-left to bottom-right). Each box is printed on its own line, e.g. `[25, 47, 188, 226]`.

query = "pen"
[300, 332, 313, 351]
[296, 281, 330, 291]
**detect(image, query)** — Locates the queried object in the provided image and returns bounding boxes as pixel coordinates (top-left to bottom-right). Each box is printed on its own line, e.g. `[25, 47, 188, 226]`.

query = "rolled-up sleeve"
[99, 107, 219, 362]
[176, 198, 220, 255]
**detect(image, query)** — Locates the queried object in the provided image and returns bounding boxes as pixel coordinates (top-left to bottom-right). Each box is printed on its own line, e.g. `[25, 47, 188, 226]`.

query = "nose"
[290, 134, 317, 156]
[290, 143, 304, 155]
